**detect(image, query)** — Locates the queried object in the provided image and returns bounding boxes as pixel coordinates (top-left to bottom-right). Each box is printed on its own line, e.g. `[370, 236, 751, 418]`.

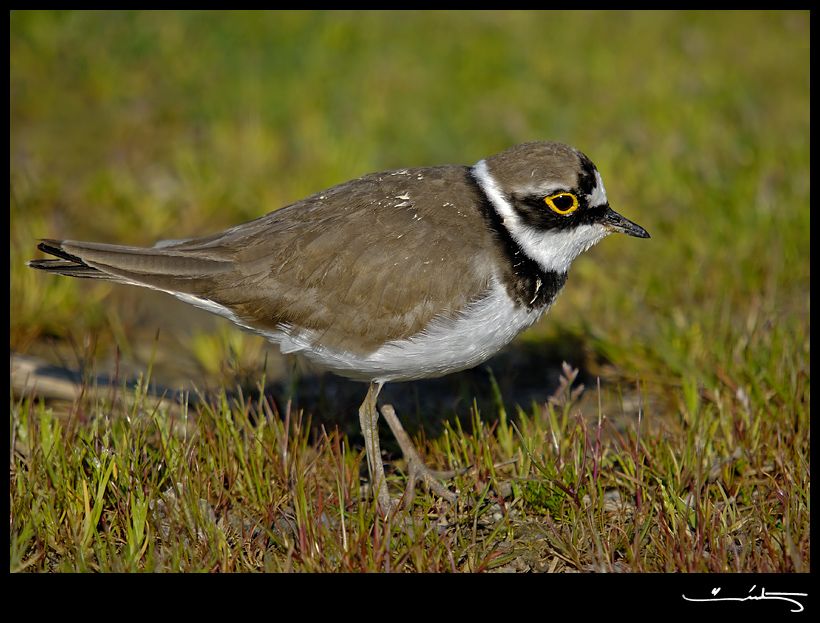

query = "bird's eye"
[544, 192, 579, 215]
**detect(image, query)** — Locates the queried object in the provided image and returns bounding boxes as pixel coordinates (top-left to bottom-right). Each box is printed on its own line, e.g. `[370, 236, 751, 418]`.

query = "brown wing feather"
[32, 165, 499, 354]
[188, 165, 498, 352]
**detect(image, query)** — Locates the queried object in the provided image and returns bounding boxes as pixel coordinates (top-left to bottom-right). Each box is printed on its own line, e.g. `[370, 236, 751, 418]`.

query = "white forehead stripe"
[588, 169, 608, 207]
[472, 159, 610, 275]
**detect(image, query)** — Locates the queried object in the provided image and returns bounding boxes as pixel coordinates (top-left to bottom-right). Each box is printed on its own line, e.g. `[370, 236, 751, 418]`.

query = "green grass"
[10, 10, 809, 572]
[10, 363, 808, 572]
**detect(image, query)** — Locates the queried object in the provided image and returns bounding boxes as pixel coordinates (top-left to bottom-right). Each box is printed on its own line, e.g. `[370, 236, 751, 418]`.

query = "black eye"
[544, 192, 578, 215]
[552, 195, 574, 211]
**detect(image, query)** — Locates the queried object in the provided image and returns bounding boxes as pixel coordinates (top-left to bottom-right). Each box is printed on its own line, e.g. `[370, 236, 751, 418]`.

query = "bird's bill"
[603, 207, 650, 239]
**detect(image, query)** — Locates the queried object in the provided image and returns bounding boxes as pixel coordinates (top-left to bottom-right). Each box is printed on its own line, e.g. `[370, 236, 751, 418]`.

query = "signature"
[683, 585, 807, 613]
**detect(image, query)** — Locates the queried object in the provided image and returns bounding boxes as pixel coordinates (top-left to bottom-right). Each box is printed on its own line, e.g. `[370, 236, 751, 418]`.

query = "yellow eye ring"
[544, 192, 579, 215]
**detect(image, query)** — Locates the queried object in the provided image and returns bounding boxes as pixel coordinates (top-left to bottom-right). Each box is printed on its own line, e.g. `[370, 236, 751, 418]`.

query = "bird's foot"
[401, 455, 459, 508]
[379, 403, 459, 510]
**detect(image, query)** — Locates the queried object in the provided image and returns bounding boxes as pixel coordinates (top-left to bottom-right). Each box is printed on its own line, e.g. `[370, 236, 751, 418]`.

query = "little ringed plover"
[29, 141, 649, 513]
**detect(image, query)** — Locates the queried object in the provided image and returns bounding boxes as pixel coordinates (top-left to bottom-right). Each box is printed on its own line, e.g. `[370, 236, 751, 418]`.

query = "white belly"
[277, 278, 551, 383]
[165, 276, 554, 384]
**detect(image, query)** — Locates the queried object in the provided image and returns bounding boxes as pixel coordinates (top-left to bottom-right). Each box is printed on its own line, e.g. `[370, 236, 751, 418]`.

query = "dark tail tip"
[29, 239, 103, 278]
[36, 239, 86, 264]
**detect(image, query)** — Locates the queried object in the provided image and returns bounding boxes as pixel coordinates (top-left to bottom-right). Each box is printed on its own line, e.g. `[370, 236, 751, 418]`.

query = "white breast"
[275, 277, 551, 383]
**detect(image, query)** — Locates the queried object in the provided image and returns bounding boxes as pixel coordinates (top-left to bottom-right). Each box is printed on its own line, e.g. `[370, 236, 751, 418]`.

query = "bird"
[28, 141, 649, 513]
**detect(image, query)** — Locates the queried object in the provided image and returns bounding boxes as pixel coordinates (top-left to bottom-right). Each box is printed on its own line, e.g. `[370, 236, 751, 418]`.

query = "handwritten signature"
[683, 585, 807, 613]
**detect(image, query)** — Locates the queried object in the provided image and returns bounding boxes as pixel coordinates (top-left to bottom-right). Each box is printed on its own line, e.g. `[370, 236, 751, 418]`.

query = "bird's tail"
[28, 240, 113, 280]
[28, 238, 231, 294]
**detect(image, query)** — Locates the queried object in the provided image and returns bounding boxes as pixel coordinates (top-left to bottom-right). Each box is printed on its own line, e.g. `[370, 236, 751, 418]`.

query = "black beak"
[603, 207, 650, 239]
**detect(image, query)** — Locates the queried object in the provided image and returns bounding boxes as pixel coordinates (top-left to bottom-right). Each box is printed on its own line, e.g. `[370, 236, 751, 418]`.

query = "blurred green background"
[10, 10, 809, 414]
